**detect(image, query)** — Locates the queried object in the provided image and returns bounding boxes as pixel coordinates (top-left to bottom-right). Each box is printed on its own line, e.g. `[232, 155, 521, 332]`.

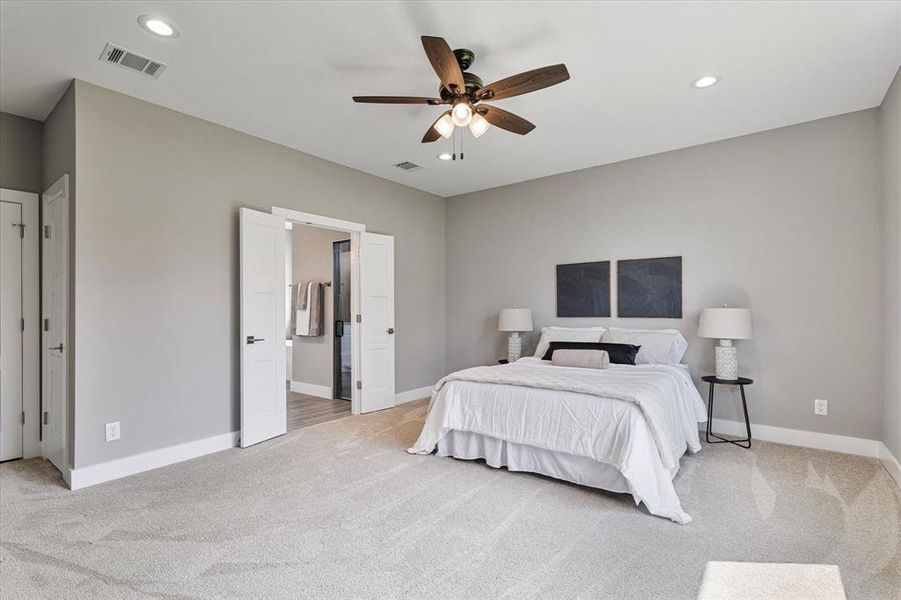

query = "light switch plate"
[105, 421, 121, 442]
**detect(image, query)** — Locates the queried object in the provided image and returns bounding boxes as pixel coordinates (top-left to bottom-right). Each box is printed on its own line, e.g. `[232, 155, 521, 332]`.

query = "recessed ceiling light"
[437, 153, 452, 161]
[690, 75, 719, 89]
[138, 15, 179, 38]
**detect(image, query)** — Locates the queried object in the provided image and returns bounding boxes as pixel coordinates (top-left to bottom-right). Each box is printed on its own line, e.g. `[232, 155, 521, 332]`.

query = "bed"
[408, 328, 708, 524]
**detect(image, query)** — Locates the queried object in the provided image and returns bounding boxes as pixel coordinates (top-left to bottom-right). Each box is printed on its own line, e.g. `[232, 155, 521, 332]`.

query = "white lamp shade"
[698, 307, 753, 340]
[468, 113, 490, 138]
[498, 308, 533, 332]
[434, 113, 454, 139]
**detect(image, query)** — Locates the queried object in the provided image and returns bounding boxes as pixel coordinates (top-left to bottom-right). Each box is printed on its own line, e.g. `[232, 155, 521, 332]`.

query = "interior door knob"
[246, 336, 265, 344]
[49, 343, 64, 352]
[387, 328, 395, 334]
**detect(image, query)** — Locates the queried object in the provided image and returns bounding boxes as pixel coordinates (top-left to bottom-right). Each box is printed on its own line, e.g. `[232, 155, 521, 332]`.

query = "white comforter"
[408, 357, 708, 524]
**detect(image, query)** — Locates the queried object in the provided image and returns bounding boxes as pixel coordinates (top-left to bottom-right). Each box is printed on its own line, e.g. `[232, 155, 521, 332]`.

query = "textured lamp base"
[714, 342, 738, 380]
[507, 333, 522, 362]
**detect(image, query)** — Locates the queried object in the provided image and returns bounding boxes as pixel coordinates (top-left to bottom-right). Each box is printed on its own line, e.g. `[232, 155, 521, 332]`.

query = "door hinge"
[21, 318, 25, 332]
[43, 411, 49, 425]
[356, 381, 362, 390]
[21, 412, 25, 425]
[356, 314, 361, 323]
[43, 318, 49, 331]
[44, 225, 51, 239]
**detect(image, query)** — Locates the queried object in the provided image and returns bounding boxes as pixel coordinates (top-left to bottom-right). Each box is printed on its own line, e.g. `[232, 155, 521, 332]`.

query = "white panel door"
[43, 176, 68, 474]
[359, 232, 395, 413]
[1, 201, 23, 461]
[240, 208, 286, 447]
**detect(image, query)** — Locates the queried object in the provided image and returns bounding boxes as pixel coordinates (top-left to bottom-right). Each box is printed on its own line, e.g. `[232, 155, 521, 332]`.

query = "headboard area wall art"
[617, 256, 683, 318]
[556, 261, 611, 317]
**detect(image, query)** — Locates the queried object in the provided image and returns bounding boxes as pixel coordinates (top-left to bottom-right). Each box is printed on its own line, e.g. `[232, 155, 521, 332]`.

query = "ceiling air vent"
[394, 161, 423, 173]
[99, 43, 167, 79]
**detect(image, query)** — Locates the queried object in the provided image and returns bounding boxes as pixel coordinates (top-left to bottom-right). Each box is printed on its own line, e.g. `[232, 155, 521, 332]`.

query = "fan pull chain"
[460, 128, 464, 161]
[452, 127, 456, 161]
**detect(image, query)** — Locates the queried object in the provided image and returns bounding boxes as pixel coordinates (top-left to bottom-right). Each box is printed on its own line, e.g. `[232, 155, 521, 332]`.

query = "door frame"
[272, 207, 364, 415]
[0, 188, 40, 459]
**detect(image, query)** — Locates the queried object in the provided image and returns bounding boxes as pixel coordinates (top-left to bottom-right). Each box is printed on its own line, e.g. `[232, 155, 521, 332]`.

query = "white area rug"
[697, 562, 846, 600]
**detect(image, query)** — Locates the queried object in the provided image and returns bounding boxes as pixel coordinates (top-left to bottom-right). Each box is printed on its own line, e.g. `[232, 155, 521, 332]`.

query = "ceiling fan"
[353, 36, 570, 144]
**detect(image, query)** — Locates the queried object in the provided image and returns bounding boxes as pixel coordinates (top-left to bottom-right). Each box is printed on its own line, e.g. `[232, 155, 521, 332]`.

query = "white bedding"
[408, 357, 708, 523]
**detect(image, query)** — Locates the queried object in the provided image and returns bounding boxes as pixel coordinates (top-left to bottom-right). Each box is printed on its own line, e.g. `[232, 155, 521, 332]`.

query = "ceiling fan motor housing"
[439, 48, 483, 100]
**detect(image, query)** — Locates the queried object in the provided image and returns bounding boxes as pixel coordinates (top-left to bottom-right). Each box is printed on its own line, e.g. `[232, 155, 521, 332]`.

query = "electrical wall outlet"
[105, 421, 121, 442]
[814, 399, 828, 416]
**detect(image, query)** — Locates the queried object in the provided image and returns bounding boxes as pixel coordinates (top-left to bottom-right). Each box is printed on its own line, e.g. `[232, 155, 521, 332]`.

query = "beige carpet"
[1, 400, 899, 599]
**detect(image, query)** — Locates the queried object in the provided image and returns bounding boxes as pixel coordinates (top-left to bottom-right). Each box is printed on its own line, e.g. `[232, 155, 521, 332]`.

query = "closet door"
[1, 200, 23, 460]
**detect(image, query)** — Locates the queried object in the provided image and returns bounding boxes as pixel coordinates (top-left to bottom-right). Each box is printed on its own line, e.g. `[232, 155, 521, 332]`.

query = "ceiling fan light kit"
[353, 36, 570, 146]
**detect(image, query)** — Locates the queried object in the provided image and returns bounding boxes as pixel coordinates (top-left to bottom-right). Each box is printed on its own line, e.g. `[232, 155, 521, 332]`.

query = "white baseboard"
[880, 443, 901, 490]
[396, 385, 433, 404]
[69, 431, 239, 490]
[705, 418, 882, 458]
[289, 381, 332, 398]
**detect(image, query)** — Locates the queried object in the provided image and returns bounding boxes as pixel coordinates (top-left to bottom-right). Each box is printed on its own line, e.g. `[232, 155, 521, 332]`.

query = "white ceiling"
[1, 1, 899, 197]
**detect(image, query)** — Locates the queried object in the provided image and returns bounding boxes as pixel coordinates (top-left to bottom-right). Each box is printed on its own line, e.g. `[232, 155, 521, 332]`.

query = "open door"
[240, 208, 286, 447]
[42, 175, 68, 475]
[359, 232, 395, 413]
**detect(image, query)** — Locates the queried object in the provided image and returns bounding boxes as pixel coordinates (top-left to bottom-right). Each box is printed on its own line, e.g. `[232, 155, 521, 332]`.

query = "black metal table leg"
[738, 384, 752, 448]
[702, 376, 753, 449]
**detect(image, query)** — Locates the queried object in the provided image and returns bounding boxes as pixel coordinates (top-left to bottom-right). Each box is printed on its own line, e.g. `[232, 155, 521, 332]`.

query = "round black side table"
[701, 375, 753, 449]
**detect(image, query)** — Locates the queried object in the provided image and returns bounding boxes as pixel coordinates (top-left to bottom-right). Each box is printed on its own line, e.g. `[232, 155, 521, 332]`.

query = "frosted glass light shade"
[451, 102, 473, 127]
[469, 113, 490, 138]
[498, 308, 533, 332]
[698, 308, 753, 340]
[434, 113, 454, 139]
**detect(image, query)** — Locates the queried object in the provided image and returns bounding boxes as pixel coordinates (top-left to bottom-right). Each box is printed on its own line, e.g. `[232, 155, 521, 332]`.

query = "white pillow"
[533, 326, 606, 358]
[601, 327, 688, 365]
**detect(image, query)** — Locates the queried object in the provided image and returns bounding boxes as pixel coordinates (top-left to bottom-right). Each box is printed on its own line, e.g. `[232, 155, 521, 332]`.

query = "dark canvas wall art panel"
[556, 261, 611, 317]
[617, 256, 682, 318]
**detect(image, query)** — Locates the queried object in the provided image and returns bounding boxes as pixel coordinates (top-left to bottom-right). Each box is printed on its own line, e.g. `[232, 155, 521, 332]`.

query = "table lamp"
[498, 307, 533, 362]
[698, 307, 753, 380]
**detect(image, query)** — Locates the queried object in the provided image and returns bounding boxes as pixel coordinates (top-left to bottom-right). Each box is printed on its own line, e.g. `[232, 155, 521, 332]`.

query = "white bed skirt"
[436, 430, 633, 496]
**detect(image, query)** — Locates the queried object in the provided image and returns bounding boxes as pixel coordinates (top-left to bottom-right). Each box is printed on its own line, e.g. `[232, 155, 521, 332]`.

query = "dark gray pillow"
[541, 341, 640, 365]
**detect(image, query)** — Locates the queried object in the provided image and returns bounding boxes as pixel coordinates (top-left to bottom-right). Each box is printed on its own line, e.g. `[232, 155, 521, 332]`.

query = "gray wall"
[881, 68, 901, 460]
[42, 82, 76, 467]
[0, 112, 43, 193]
[446, 109, 883, 441]
[291, 224, 348, 388]
[72, 81, 445, 468]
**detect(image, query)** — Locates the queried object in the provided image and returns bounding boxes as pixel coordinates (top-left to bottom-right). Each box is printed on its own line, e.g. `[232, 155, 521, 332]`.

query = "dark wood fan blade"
[353, 96, 442, 104]
[422, 111, 451, 143]
[479, 105, 536, 135]
[421, 36, 464, 92]
[477, 64, 570, 101]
